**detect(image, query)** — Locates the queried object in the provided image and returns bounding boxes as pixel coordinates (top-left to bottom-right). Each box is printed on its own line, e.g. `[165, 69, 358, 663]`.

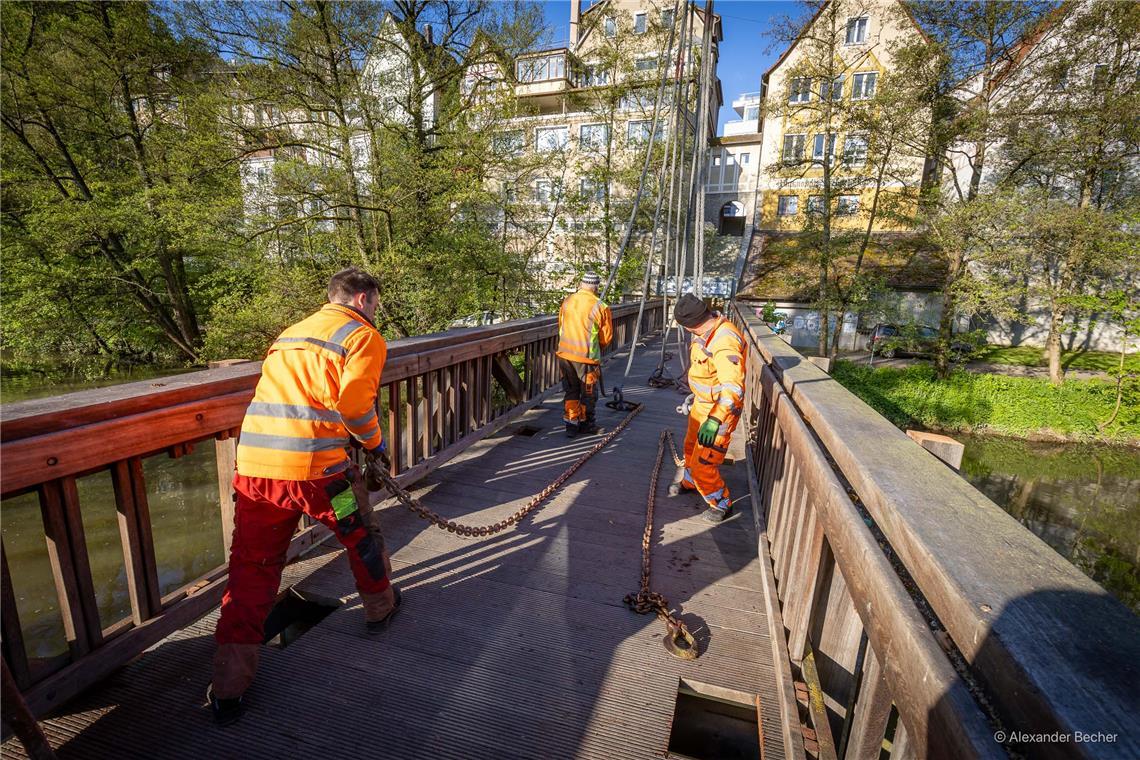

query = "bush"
[831, 360, 1140, 442]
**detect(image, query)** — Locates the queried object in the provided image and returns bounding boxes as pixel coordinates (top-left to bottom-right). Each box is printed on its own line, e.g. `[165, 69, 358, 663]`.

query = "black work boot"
[207, 684, 245, 727]
[565, 422, 580, 438]
[578, 422, 605, 436]
[365, 586, 403, 634]
[702, 506, 732, 524]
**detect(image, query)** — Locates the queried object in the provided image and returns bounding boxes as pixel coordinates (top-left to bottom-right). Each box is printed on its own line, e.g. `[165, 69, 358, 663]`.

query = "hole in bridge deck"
[262, 588, 341, 649]
[667, 679, 761, 760]
[514, 424, 540, 437]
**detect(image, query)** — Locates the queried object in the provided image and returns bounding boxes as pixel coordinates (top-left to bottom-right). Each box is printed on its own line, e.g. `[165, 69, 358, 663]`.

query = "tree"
[2, 2, 241, 362]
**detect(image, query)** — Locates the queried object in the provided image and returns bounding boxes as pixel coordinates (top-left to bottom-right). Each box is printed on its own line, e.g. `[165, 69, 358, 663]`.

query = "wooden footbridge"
[2, 301, 1137, 759]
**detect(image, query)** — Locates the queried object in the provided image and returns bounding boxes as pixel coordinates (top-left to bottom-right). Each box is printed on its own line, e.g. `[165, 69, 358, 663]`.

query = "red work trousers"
[214, 472, 390, 648]
[680, 412, 739, 512]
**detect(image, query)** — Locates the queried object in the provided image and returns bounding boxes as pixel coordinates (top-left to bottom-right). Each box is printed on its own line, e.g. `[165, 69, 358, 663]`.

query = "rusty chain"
[369, 403, 644, 538]
[623, 428, 698, 660]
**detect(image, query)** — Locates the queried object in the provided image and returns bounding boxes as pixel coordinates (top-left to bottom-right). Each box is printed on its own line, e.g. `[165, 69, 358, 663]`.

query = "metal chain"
[370, 403, 644, 538]
[623, 428, 698, 659]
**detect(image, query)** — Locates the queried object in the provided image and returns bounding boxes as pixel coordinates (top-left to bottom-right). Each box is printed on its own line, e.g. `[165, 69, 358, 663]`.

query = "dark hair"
[328, 267, 380, 303]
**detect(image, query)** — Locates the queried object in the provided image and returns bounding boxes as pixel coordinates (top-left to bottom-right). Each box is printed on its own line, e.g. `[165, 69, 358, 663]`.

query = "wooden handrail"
[0, 301, 664, 719]
[732, 303, 1140, 759]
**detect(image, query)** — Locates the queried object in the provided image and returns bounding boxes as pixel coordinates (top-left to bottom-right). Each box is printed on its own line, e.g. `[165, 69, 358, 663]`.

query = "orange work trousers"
[680, 411, 739, 512]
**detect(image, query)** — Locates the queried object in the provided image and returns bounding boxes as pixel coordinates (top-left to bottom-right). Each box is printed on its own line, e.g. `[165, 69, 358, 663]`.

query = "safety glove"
[697, 415, 722, 447]
[364, 441, 391, 491]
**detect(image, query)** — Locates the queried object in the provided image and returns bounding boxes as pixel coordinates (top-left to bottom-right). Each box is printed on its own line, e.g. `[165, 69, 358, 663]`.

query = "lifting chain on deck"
[624, 428, 698, 660]
[368, 403, 644, 538]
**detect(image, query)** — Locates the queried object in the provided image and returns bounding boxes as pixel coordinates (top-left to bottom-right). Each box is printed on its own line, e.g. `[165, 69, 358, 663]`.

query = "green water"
[959, 435, 1140, 612]
[0, 362, 195, 402]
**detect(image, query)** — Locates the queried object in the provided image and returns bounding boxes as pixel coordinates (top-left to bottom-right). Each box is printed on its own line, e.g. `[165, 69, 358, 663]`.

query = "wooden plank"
[388, 383, 400, 474]
[404, 378, 415, 469]
[0, 658, 55, 760]
[809, 560, 863, 746]
[492, 353, 525, 406]
[786, 511, 825, 664]
[801, 648, 839, 760]
[411, 375, 422, 467]
[37, 480, 100, 657]
[843, 648, 892, 760]
[127, 459, 162, 617]
[2, 392, 251, 496]
[1, 542, 32, 689]
[214, 437, 237, 557]
[110, 461, 157, 625]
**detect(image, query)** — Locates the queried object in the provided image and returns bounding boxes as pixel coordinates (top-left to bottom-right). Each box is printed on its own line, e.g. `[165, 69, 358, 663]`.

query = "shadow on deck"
[3, 338, 795, 760]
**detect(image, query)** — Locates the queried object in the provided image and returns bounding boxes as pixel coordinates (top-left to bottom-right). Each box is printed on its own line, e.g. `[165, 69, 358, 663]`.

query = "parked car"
[869, 323, 975, 360]
[448, 310, 505, 329]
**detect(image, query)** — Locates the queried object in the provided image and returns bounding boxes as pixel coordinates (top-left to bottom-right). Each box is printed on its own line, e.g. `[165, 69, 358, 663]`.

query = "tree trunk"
[1046, 304, 1065, 385]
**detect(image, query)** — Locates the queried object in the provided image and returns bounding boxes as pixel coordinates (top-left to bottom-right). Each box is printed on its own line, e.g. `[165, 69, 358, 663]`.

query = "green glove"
[697, 416, 721, 447]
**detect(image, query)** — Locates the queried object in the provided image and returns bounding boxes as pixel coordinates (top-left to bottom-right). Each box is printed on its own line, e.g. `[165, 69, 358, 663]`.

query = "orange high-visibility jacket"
[556, 289, 614, 365]
[236, 303, 386, 481]
[687, 314, 747, 423]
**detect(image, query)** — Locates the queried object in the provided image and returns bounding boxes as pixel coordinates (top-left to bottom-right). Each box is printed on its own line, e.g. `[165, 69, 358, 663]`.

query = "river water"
[2, 372, 1137, 663]
[959, 435, 1140, 612]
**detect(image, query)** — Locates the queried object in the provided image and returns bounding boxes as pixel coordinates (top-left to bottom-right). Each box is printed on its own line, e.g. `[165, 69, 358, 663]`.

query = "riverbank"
[831, 361, 1140, 444]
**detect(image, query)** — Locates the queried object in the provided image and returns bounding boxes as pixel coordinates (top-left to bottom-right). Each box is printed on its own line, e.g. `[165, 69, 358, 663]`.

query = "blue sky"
[538, 0, 801, 132]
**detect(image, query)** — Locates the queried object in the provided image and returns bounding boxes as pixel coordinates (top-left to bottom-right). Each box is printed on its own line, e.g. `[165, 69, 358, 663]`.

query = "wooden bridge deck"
[3, 338, 796, 760]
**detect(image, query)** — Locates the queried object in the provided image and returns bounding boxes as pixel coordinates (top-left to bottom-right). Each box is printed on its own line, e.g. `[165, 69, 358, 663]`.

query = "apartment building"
[754, 0, 928, 233]
[465, 0, 722, 284]
[705, 91, 763, 237]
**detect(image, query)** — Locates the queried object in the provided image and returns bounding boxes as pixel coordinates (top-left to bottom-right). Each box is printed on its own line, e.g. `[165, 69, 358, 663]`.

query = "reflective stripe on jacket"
[556, 289, 614, 365]
[237, 303, 387, 481]
[687, 314, 747, 424]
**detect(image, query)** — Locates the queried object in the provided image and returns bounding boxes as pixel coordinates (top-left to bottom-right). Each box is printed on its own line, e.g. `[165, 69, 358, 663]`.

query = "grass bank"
[973, 345, 1139, 374]
[831, 361, 1140, 443]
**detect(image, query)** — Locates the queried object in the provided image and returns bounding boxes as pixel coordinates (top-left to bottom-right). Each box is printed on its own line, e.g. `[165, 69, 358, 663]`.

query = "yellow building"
[754, 0, 927, 233]
[463, 0, 722, 286]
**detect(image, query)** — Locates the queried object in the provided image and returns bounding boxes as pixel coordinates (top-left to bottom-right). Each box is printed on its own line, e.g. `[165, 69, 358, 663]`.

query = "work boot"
[210, 642, 260, 709]
[578, 422, 605, 436]
[206, 683, 245, 727]
[364, 586, 402, 633]
[565, 422, 579, 439]
[702, 506, 732, 524]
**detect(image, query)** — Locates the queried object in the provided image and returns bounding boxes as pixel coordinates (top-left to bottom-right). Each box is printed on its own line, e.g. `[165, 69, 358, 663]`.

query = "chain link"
[370, 404, 644, 538]
[623, 428, 698, 659]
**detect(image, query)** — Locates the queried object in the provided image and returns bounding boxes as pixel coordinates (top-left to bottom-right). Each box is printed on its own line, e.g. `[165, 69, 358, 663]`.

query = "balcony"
[514, 49, 572, 100]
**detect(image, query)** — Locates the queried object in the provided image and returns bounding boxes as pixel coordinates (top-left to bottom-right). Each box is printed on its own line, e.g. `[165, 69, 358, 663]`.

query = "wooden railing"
[732, 303, 1139, 760]
[0, 300, 663, 717]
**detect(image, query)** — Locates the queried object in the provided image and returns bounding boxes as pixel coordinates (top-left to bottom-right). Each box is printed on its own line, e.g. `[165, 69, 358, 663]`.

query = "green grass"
[831, 360, 1140, 443]
[973, 345, 1139, 374]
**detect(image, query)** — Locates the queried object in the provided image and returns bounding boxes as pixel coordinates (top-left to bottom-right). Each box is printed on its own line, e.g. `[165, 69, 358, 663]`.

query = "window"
[255, 166, 271, 185]
[517, 53, 566, 83]
[579, 123, 610, 149]
[619, 87, 655, 111]
[812, 133, 837, 162]
[713, 155, 721, 166]
[604, 16, 616, 37]
[503, 182, 516, 204]
[635, 56, 659, 72]
[1093, 63, 1110, 90]
[662, 9, 675, 28]
[843, 135, 868, 166]
[493, 130, 524, 155]
[535, 125, 569, 152]
[634, 12, 647, 34]
[807, 195, 825, 215]
[846, 16, 868, 45]
[788, 77, 812, 103]
[627, 119, 664, 144]
[777, 195, 799, 216]
[741, 152, 750, 164]
[852, 72, 877, 100]
[535, 178, 561, 203]
[837, 195, 859, 215]
[744, 105, 760, 120]
[580, 178, 605, 203]
[782, 134, 806, 164]
[820, 75, 844, 101]
[581, 63, 610, 86]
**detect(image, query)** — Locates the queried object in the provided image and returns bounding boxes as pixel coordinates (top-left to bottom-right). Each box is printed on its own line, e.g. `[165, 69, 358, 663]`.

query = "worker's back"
[557, 289, 613, 365]
[237, 303, 386, 481]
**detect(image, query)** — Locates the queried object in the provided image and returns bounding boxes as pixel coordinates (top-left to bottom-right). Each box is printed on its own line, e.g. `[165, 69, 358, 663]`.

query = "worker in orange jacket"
[556, 271, 614, 437]
[669, 294, 747, 523]
[209, 267, 399, 725]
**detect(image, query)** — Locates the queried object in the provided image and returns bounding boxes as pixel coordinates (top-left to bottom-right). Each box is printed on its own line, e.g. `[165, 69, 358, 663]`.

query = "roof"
[736, 231, 948, 301]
